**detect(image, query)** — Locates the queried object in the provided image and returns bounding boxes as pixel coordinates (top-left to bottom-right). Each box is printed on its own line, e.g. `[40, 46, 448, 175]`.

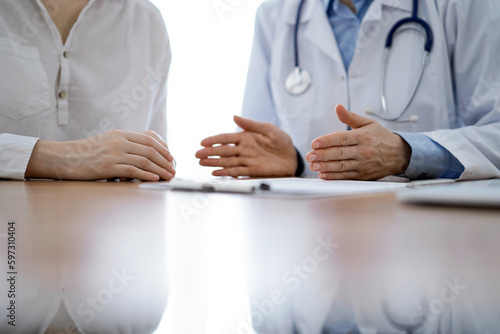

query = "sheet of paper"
[237, 177, 408, 197]
[140, 177, 409, 198]
[398, 179, 500, 208]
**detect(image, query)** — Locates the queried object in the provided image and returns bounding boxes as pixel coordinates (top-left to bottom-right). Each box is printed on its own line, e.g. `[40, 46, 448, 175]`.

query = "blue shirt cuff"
[397, 132, 465, 180]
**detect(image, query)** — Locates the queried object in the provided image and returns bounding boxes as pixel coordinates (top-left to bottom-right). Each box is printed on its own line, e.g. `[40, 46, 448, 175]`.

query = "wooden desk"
[0, 181, 498, 333]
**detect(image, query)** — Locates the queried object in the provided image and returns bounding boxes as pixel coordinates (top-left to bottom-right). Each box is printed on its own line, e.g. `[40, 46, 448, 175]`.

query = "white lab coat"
[242, 0, 500, 179]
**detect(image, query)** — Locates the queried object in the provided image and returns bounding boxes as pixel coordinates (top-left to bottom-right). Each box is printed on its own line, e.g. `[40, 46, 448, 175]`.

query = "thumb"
[335, 104, 373, 129]
[234, 115, 272, 134]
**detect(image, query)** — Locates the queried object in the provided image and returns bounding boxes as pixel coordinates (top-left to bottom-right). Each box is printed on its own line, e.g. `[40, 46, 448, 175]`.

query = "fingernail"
[153, 174, 160, 181]
[167, 172, 173, 179]
[313, 142, 322, 149]
[312, 163, 321, 172]
[309, 153, 318, 162]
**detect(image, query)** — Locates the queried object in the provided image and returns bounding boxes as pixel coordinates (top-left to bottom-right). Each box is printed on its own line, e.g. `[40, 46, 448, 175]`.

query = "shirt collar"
[321, 0, 413, 22]
[321, 0, 338, 12]
[323, 0, 362, 15]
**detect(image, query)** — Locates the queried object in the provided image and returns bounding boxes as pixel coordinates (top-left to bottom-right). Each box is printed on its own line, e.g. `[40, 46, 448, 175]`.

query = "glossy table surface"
[0, 180, 499, 334]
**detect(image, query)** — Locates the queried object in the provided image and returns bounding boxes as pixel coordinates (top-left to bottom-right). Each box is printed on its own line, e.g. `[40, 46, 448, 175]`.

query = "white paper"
[140, 177, 409, 198]
[238, 177, 408, 197]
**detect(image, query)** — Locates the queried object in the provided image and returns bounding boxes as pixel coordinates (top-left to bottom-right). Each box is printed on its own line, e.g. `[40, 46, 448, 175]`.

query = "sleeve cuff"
[294, 147, 305, 177]
[397, 132, 464, 180]
[0, 134, 39, 180]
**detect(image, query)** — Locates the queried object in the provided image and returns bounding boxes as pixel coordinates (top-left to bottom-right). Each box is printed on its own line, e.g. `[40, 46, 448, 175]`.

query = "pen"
[169, 180, 257, 194]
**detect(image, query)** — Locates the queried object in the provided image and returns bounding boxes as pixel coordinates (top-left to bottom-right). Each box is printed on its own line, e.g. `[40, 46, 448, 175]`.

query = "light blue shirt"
[322, 0, 464, 179]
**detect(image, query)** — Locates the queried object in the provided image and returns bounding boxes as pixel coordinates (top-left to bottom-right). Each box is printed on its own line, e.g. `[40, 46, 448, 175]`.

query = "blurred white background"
[150, 1, 265, 333]
[151, 0, 266, 179]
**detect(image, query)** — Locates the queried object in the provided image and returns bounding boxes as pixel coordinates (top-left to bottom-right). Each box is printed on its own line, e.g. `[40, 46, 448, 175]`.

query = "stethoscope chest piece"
[286, 67, 312, 95]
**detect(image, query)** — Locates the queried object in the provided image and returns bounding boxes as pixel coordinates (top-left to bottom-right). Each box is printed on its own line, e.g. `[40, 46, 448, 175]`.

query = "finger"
[309, 159, 359, 173]
[212, 166, 251, 178]
[233, 115, 273, 135]
[311, 131, 359, 150]
[335, 104, 373, 130]
[142, 130, 167, 148]
[318, 171, 362, 181]
[115, 164, 160, 182]
[125, 132, 173, 165]
[142, 131, 174, 163]
[200, 133, 242, 147]
[126, 142, 176, 176]
[306, 146, 359, 163]
[199, 157, 243, 168]
[122, 154, 174, 181]
[195, 145, 240, 159]
[124, 134, 176, 175]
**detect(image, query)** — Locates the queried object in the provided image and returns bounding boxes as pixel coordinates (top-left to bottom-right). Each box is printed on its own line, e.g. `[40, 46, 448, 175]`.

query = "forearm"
[423, 124, 500, 180]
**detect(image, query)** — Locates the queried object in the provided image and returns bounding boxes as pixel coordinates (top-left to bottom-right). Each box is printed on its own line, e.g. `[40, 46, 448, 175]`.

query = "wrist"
[396, 134, 412, 174]
[294, 147, 304, 177]
[25, 140, 69, 179]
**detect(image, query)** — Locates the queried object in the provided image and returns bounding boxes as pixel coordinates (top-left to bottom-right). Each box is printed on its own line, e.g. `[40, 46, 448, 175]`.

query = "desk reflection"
[242, 194, 500, 334]
[0, 182, 168, 334]
[1, 182, 499, 334]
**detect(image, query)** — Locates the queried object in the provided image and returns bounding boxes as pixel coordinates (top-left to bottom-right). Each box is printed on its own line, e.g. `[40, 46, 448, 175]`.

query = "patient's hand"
[25, 130, 175, 181]
[196, 116, 297, 177]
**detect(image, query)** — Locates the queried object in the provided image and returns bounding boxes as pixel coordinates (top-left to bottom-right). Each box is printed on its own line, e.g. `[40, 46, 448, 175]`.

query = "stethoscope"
[285, 0, 312, 95]
[285, 0, 434, 124]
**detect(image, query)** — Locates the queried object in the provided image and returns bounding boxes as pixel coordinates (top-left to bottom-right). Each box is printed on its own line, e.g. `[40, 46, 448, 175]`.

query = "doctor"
[197, 0, 500, 180]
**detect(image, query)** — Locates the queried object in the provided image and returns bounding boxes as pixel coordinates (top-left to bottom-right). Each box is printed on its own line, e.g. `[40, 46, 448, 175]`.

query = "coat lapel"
[363, 0, 413, 22]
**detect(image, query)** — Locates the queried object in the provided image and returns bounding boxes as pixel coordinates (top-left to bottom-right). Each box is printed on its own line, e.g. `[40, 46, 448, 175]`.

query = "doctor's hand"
[196, 116, 297, 177]
[306, 104, 411, 180]
[25, 130, 176, 181]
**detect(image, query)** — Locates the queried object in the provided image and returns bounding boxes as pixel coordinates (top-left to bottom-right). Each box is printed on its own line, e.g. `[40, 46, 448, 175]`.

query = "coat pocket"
[0, 38, 51, 120]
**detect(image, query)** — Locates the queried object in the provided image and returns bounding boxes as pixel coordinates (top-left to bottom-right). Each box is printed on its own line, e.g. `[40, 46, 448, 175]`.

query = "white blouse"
[0, 0, 171, 179]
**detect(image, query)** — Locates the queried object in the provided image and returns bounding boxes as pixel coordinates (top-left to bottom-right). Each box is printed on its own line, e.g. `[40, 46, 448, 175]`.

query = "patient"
[0, 0, 175, 181]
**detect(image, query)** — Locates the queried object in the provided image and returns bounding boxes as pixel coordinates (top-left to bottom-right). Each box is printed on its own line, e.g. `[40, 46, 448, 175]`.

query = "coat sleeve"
[0, 134, 39, 180]
[241, 1, 281, 127]
[424, 0, 500, 180]
[145, 6, 171, 140]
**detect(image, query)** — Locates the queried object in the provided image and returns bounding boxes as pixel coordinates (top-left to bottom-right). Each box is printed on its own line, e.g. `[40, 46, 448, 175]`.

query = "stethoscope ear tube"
[385, 18, 434, 52]
[377, 43, 429, 123]
[374, 0, 433, 124]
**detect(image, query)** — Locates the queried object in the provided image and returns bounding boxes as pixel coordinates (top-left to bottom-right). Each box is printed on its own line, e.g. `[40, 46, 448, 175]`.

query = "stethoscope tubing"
[294, 0, 307, 68]
[377, 0, 433, 123]
[288, 0, 434, 124]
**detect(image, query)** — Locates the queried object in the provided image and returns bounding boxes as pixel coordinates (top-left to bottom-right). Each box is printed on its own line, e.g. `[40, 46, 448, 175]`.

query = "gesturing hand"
[196, 116, 297, 177]
[306, 104, 411, 180]
[26, 130, 176, 181]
